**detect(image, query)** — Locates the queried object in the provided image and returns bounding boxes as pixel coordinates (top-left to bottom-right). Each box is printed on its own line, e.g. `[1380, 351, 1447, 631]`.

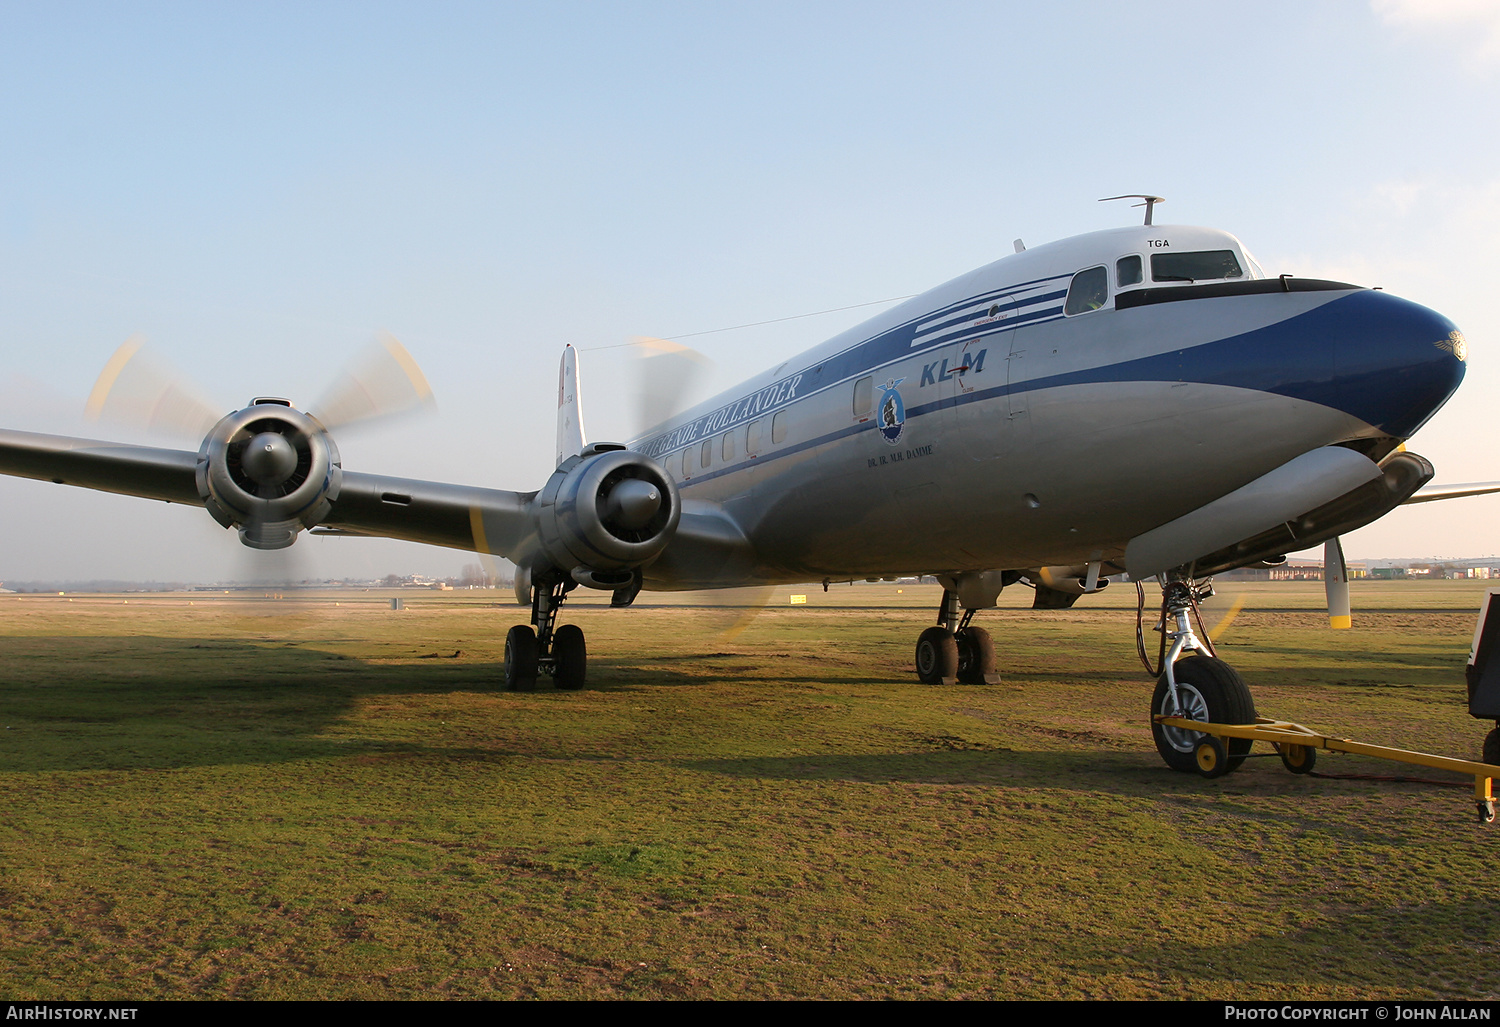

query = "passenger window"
[1116, 255, 1143, 288]
[1151, 250, 1243, 283]
[721, 431, 735, 462]
[853, 376, 873, 418]
[681, 449, 692, 478]
[772, 411, 788, 445]
[746, 419, 763, 455]
[700, 438, 713, 469]
[1064, 266, 1108, 315]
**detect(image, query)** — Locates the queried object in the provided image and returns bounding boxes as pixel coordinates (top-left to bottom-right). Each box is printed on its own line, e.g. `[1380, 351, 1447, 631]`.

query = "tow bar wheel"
[1278, 742, 1317, 775]
[1194, 735, 1230, 778]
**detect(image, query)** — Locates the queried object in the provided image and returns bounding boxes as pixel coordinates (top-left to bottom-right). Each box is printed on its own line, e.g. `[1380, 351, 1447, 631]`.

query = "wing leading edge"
[0, 428, 537, 560]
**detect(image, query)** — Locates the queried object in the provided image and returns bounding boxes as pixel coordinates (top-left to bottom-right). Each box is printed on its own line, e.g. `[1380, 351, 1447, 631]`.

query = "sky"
[1, 1, 1498, 583]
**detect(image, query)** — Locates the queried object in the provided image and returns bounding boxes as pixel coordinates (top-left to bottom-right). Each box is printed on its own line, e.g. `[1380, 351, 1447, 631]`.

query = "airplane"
[2, 197, 1496, 778]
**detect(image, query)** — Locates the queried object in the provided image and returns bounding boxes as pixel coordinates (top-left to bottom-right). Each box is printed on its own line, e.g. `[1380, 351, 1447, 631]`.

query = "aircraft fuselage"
[632, 225, 1464, 587]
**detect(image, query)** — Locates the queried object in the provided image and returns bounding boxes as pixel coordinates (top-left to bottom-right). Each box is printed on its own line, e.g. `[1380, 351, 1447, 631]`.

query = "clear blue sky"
[1, 1, 1497, 581]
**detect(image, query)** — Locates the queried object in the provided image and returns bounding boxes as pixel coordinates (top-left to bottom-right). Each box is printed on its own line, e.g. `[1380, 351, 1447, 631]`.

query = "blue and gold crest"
[877, 377, 906, 446]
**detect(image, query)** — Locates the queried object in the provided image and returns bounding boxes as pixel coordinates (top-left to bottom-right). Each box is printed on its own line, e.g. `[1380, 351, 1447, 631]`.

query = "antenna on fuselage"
[1099, 194, 1165, 226]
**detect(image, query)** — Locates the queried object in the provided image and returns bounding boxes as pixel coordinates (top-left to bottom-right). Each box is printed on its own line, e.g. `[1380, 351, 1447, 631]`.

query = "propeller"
[631, 336, 713, 437]
[82, 332, 437, 601]
[85, 332, 436, 441]
[84, 334, 220, 439]
[1325, 536, 1352, 629]
[312, 331, 436, 431]
[656, 584, 776, 641]
[626, 339, 776, 636]
[1203, 536, 1353, 646]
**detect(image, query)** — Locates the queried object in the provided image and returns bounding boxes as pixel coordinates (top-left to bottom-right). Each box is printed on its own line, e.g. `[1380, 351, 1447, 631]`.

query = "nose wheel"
[504, 575, 588, 690]
[1146, 577, 1256, 774]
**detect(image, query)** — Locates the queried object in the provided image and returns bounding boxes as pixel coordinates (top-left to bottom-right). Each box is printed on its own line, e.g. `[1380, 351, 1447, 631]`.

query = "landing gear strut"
[505, 574, 587, 691]
[1142, 575, 1256, 774]
[914, 587, 999, 685]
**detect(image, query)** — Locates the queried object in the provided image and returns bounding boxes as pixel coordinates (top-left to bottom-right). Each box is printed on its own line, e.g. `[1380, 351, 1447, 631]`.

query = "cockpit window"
[1151, 250, 1244, 283]
[1064, 265, 1108, 315]
[1116, 255, 1143, 288]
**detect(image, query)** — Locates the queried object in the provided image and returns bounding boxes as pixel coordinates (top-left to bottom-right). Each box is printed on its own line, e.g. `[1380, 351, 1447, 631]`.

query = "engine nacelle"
[534, 444, 680, 587]
[195, 399, 342, 550]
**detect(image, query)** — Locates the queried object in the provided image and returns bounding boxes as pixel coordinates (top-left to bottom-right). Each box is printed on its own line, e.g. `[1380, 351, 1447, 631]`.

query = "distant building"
[1265, 560, 1365, 582]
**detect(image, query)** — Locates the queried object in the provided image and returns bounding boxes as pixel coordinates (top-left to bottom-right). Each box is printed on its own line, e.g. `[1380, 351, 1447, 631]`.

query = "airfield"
[0, 579, 1495, 1000]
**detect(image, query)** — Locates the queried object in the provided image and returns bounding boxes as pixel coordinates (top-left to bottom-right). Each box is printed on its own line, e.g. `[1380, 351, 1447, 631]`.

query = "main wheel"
[552, 624, 587, 691]
[1483, 727, 1500, 767]
[1476, 725, 1500, 764]
[915, 627, 959, 685]
[956, 626, 998, 685]
[504, 625, 539, 691]
[1151, 656, 1256, 774]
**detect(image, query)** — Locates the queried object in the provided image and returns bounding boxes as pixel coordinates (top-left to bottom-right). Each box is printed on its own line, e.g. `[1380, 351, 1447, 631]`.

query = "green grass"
[0, 581, 1496, 999]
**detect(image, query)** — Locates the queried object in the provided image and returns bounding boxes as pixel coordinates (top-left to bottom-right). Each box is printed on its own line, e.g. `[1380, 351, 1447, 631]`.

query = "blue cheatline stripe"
[636, 273, 1073, 457]
[676, 289, 1461, 491]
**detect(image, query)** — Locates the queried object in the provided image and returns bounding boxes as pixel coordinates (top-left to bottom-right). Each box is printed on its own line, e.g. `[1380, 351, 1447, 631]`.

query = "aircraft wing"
[1402, 481, 1500, 504]
[0, 428, 537, 558]
[0, 428, 201, 504]
[317, 472, 536, 555]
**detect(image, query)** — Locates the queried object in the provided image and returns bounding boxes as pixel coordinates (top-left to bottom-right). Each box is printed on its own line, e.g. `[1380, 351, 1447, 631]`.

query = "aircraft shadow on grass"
[0, 634, 512, 774]
[1066, 897, 1497, 995]
[0, 633, 1476, 830]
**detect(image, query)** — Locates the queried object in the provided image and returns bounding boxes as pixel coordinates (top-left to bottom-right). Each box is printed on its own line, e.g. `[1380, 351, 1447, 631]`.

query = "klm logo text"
[920, 348, 986, 387]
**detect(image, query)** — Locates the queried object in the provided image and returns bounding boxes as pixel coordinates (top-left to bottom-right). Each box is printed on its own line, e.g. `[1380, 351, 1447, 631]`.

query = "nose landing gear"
[504, 574, 588, 691]
[1142, 576, 1257, 773]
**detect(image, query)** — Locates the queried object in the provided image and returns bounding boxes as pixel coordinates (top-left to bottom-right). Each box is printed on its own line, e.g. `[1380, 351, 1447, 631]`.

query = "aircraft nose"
[1329, 290, 1466, 438]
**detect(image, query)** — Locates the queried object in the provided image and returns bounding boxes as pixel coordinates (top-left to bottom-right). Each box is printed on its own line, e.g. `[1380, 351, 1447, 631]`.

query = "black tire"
[1483, 727, 1500, 767]
[1151, 656, 1256, 774]
[504, 625, 539, 691]
[915, 627, 959, 685]
[552, 624, 587, 691]
[956, 626, 997, 685]
[1279, 743, 1317, 775]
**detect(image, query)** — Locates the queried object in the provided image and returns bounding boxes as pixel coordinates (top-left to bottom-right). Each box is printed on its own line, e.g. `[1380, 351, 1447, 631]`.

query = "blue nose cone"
[1327, 290, 1466, 438]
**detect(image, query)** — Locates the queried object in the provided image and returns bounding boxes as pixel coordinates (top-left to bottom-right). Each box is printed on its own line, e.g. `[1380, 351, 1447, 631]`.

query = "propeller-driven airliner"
[3, 199, 1494, 776]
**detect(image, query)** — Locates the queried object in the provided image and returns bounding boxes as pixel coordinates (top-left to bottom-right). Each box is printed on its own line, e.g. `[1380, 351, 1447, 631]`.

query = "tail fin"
[556, 345, 586, 469]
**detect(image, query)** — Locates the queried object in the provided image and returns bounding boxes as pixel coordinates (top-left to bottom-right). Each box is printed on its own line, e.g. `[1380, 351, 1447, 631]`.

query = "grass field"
[1, 579, 1496, 1000]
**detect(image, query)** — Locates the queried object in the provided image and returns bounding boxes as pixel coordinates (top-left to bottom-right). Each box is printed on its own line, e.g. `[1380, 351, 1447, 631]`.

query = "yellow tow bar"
[1153, 714, 1499, 824]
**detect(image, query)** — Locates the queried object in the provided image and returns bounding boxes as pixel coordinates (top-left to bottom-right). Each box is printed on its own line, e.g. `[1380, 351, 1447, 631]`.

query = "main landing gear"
[1142, 576, 1256, 774]
[504, 575, 587, 691]
[914, 587, 1000, 685]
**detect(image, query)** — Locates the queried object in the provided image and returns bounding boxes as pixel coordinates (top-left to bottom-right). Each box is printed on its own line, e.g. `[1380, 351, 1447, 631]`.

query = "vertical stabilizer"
[556, 345, 586, 469]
